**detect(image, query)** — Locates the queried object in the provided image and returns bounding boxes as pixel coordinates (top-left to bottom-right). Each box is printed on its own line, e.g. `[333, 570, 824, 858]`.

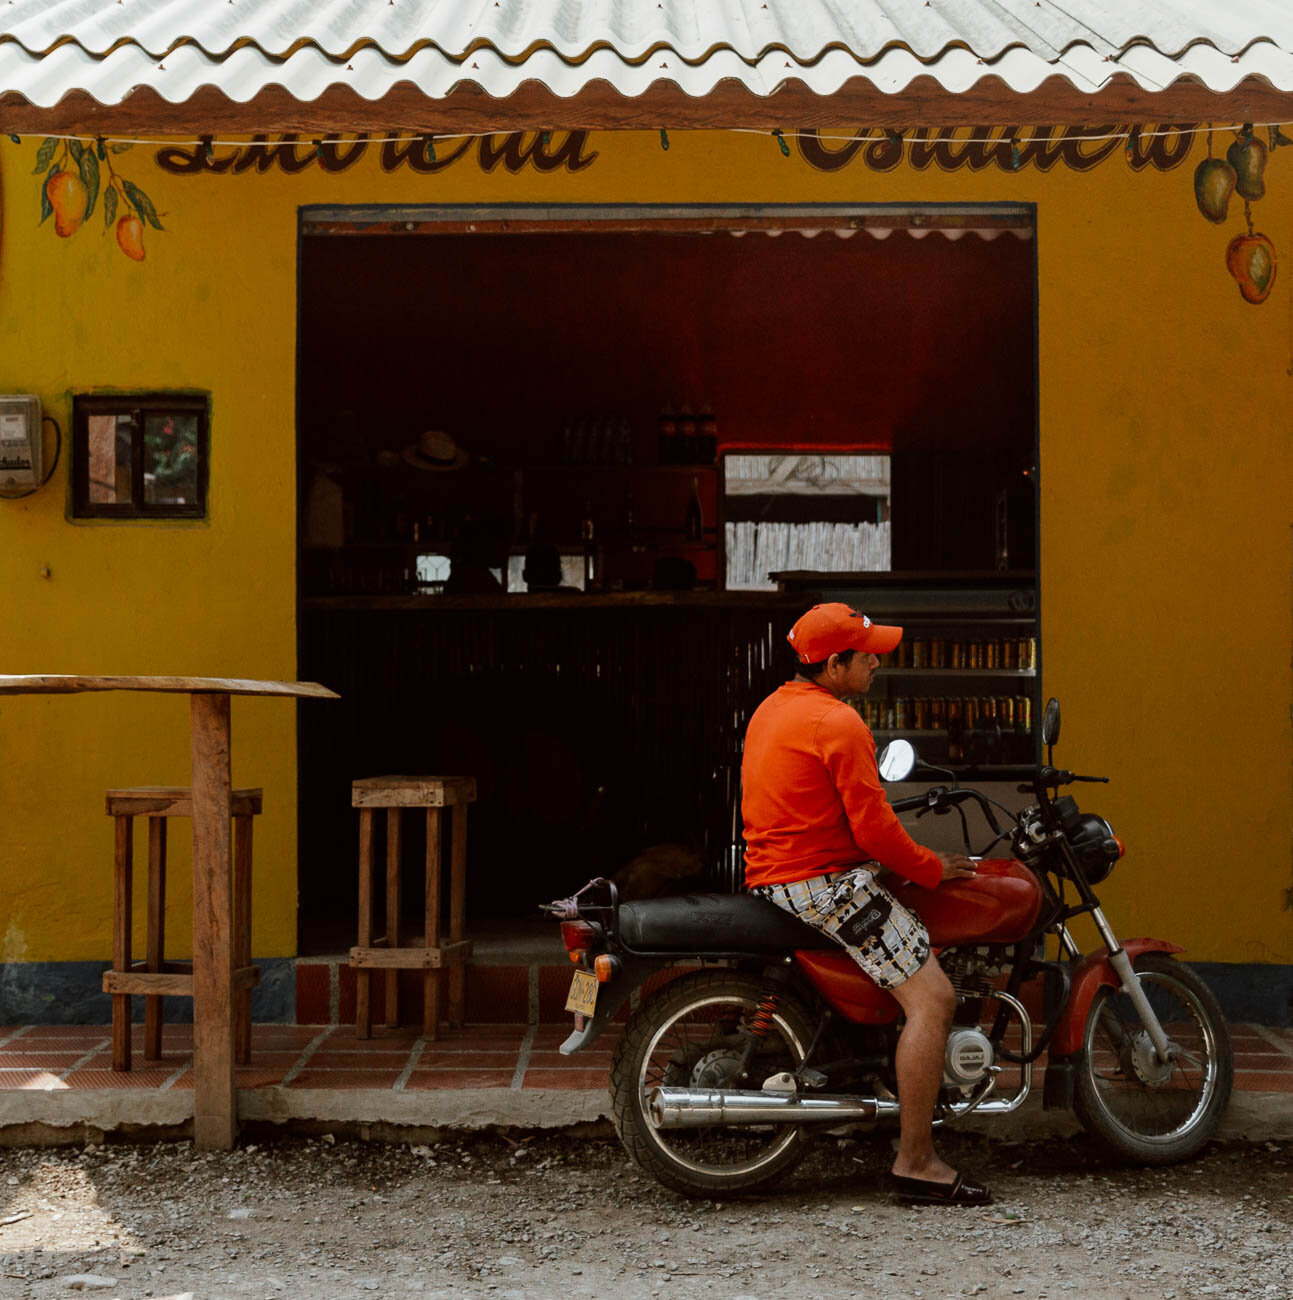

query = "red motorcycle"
[547, 698, 1233, 1197]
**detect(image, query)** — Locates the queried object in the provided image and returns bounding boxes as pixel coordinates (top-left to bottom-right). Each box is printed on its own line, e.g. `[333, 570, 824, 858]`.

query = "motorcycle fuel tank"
[892, 858, 1043, 947]
[793, 859, 1044, 1025]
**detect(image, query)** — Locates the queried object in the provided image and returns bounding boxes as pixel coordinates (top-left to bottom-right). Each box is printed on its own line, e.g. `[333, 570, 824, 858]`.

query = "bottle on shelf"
[657, 406, 678, 466]
[698, 406, 718, 464]
[580, 499, 597, 588]
[678, 406, 697, 464]
[947, 708, 965, 763]
[684, 476, 704, 542]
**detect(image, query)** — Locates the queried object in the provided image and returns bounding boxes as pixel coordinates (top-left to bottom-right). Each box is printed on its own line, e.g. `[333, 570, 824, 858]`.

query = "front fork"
[1058, 912, 1176, 1064]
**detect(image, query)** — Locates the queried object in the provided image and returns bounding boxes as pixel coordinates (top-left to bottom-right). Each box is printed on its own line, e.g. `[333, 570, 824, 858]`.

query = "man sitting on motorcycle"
[741, 602, 991, 1205]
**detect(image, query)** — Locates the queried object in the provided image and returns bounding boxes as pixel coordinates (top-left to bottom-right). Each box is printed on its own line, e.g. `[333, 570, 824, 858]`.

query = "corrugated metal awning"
[3, 0, 1292, 134]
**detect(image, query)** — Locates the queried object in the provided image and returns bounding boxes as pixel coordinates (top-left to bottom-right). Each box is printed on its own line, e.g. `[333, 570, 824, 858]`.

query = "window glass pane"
[723, 454, 891, 590]
[88, 414, 133, 504]
[143, 413, 199, 505]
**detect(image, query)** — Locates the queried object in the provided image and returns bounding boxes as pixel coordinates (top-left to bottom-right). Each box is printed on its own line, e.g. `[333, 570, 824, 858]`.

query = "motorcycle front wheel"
[1073, 952, 1233, 1164]
[610, 969, 816, 1198]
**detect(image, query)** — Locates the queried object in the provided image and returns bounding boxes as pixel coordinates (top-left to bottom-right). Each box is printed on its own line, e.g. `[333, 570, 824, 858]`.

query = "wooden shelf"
[303, 591, 802, 611]
[882, 668, 1036, 678]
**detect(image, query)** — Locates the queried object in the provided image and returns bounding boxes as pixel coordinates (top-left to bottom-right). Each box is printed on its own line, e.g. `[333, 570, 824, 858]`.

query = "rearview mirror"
[878, 738, 916, 782]
[1041, 697, 1061, 747]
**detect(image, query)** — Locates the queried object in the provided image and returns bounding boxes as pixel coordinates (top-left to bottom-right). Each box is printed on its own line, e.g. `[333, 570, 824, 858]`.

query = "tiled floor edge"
[0, 1088, 194, 1128]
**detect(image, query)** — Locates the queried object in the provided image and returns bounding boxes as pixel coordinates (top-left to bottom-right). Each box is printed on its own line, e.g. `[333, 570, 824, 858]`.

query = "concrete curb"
[2, 1087, 1290, 1143]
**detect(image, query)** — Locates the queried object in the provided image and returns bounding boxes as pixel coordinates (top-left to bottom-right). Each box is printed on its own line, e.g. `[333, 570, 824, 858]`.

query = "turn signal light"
[1113, 835, 1126, 858]
[594, 954, 620, 983]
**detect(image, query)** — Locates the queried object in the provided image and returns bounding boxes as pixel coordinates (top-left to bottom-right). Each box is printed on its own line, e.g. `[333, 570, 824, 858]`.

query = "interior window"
[74, 395, 208, 519]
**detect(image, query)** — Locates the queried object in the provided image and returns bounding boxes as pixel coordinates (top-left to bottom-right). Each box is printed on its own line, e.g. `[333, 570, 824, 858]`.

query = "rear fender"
[558, 954, 666, 1054]
[1050, 938, 1186, 1058]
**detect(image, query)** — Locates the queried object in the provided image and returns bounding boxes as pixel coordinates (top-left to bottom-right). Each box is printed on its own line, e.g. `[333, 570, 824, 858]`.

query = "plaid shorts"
[753, 864, 931, 990]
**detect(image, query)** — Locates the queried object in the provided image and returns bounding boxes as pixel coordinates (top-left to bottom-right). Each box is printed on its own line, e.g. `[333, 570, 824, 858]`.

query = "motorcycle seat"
[616, 892, 837, 955]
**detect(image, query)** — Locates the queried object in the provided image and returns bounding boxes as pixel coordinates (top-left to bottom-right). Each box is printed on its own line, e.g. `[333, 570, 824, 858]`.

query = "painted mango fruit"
[1225, 232, 1277, 304]
[46, 169, 87, 237]
[116, 213, 145, 261]
[1193, 157, 1236, 223]
[1225, 134, 1267, 200]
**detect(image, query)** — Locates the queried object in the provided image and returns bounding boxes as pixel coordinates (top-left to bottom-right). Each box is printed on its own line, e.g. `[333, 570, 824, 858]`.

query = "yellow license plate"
[565, 969, 599, 1018]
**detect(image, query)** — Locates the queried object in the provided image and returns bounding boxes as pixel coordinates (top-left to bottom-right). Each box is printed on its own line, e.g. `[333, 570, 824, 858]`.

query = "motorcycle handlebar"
[891, 785, 1005, 838]
[1018, 766, 1111, 792]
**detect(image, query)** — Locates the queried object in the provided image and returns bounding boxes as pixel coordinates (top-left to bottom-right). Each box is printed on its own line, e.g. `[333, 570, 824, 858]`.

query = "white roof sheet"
[2, 0, 1292, 108]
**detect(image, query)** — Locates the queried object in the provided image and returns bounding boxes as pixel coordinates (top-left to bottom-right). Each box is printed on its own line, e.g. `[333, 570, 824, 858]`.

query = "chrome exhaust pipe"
[648, 1086, 889, 1129]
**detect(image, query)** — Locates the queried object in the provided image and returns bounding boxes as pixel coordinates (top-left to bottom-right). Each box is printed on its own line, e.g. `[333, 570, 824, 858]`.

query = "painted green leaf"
[68, 138, 84, 165]
[80, 148, 100, 222]
[40, 170, 52, 224]
[122, 178, 164, 231]
[32, 136, 58, 174]
[104, 184, 118, 230]
[110, 141, 134, 154]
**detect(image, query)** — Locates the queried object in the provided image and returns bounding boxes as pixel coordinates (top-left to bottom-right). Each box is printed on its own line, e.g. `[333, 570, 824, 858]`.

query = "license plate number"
[565, 969, 598, 1018]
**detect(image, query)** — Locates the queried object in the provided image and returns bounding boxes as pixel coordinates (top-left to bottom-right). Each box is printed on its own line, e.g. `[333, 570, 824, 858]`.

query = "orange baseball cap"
[787, 603, 903, 663]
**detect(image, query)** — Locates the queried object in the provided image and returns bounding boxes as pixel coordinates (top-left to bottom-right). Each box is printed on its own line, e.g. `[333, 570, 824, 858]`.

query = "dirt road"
[1, 1130, 1289, 1299]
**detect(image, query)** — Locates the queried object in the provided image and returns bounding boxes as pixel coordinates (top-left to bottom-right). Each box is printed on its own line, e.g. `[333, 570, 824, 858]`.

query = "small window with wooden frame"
[73, 394, 209, 519]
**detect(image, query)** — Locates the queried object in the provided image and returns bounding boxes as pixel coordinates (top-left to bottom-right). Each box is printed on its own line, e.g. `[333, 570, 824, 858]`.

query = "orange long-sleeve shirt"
[741, 680, 942, 891]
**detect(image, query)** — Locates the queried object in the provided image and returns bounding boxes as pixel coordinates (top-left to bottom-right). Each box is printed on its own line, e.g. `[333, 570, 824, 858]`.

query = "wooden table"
[0, 675, 338, 1149]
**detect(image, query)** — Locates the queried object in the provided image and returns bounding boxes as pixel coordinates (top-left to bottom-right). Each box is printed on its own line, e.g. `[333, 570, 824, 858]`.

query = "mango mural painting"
[32, 135, 163, 260]
[1190, 125, 1287, 304]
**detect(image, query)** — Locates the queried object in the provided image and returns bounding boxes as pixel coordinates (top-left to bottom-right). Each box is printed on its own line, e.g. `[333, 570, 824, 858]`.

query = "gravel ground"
[0, 1129, 1289, 1300]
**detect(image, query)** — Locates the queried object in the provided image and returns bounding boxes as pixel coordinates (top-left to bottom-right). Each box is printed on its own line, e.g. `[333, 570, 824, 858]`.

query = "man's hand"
[937, 851, 977, 882]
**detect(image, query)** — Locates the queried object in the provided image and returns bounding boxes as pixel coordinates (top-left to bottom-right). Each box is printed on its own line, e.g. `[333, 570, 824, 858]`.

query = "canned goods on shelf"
[998, 696, 1015, 725]
[929, 697, 947, 729]
[950, 641, 965, 668]
[1016, 696, 1032, 731]
[985, 640, 1001, 669]
[980, 696, 997, 720]
[893, 698, 909, 729]
[930, 637, 946, 668]
[910, 639, 928, 668]
[913, 699, 929, 729]
[1018, 637, 1037, 670]
[1001, 639, 1017, 669]
[967, 640, 984, 668]
[894, 641, 910, 668]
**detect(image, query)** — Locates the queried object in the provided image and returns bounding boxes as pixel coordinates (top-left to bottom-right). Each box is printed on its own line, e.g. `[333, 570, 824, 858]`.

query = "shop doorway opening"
[294, 203, 1038, 955]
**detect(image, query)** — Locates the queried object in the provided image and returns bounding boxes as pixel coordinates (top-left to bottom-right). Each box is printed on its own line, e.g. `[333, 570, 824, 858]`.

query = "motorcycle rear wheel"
[610, 969, 816, 1198]
[1073, 952, 1233, 1164]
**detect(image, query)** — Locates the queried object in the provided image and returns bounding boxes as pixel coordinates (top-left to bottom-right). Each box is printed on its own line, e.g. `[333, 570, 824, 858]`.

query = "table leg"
[385, 808, 402, 1029]
[448, 805, 468, 1029]
[355, 809, 374, 1039]
[190, 691, 236, 1151]
[424, 809, 442, 1040]
[111, 815, 133, 1072]
[234, 813, 253, 1066]
[144, 817, 167, 1062]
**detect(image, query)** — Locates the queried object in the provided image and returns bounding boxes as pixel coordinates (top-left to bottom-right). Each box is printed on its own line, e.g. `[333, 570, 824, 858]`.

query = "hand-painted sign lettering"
[155, 131, 599, 176]
[796, 125, 1195, 173]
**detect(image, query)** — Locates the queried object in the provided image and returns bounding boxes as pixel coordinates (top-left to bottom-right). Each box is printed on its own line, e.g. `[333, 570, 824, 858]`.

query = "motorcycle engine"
[944, 1027, 995, 1087]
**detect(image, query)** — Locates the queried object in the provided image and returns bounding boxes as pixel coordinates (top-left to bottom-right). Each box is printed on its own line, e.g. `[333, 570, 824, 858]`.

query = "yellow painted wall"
[0, 127, 1288, 970]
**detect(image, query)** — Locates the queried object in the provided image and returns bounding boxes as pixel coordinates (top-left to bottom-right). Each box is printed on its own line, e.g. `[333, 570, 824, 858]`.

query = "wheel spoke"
[632, 989, 806, 1179]
[1080, 962, 1226, 1150]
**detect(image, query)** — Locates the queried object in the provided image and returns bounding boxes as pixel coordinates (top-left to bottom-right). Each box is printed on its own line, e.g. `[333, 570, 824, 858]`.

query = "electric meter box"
[0, 395, 42, 489]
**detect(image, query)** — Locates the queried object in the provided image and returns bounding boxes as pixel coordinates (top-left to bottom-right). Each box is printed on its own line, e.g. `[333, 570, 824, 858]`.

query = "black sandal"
[890, 1171, 992, 1206]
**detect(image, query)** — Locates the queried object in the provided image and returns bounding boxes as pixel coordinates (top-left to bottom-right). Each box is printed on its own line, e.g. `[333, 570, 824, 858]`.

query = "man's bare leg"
[886, 957, 958, 1183]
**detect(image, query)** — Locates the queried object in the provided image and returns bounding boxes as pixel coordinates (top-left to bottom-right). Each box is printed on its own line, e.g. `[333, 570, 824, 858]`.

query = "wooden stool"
[102, 786, 262, 1071]
[349, 776, 475, 1039]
